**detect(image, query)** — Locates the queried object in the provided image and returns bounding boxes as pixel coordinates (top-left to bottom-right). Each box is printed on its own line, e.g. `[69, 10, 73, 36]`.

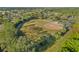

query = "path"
[45, 30, 72, 52]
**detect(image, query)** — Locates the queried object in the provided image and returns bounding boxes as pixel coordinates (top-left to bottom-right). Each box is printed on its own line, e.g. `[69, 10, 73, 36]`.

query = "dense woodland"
[0, 8, 79, 52]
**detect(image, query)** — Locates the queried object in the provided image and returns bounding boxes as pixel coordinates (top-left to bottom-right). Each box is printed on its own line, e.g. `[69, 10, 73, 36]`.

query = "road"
[45, 30, 72, 52]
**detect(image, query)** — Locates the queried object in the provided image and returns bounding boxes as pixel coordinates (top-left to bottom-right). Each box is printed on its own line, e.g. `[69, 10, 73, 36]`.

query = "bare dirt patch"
[43, 22, 63, 31]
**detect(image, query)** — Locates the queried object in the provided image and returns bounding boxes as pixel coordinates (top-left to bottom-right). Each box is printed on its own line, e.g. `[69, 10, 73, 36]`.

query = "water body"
[15, 16, 37, 36]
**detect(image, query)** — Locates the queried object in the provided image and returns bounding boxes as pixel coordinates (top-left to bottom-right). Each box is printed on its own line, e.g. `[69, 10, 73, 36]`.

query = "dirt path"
[0, 24, 4, 32]
[45, 30, 72, 52]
